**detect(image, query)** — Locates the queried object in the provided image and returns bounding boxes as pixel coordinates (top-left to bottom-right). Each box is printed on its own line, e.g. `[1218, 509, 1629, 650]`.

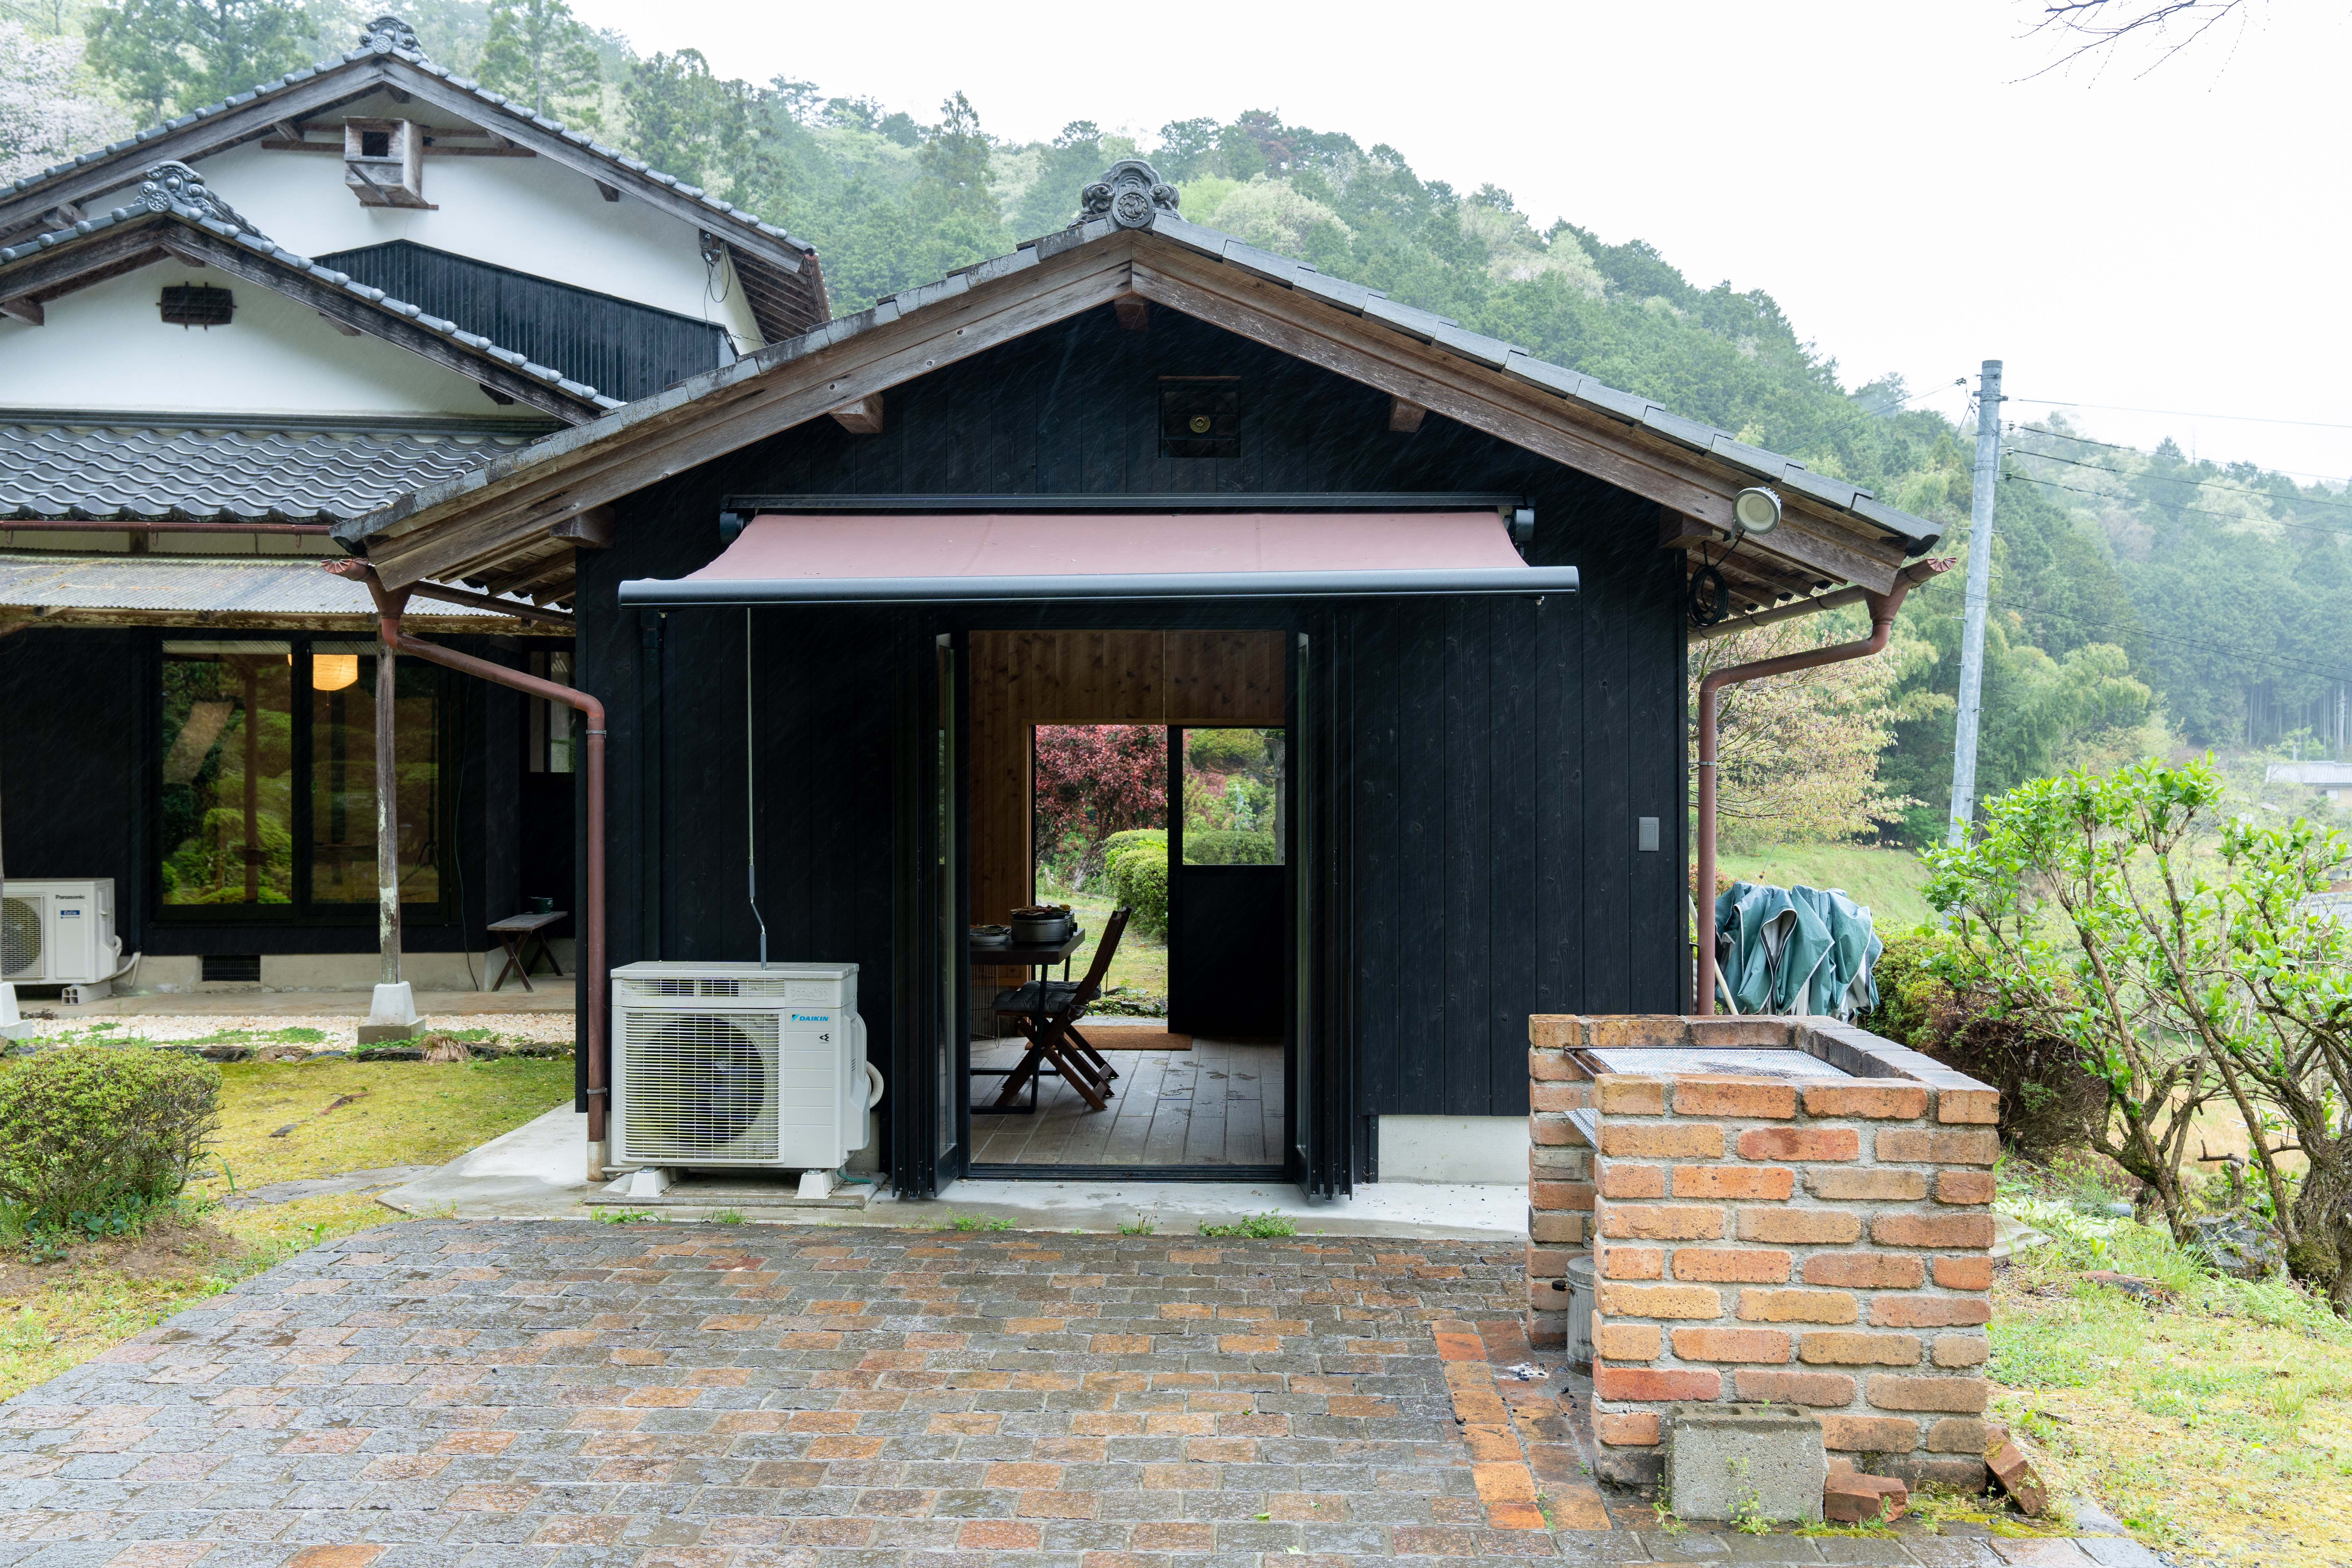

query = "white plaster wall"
[0, 253, 546, 420]
[193, 103, 766, 349]
[1377, 1114, 1532, 1184]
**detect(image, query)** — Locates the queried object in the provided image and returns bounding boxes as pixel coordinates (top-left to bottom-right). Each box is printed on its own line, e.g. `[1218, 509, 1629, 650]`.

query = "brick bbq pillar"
[1526, 1014, 2000, 1490]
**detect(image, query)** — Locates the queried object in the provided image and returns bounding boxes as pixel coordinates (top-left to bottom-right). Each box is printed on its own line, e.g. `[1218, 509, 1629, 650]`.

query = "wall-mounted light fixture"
[1730, 486, 1782, 538]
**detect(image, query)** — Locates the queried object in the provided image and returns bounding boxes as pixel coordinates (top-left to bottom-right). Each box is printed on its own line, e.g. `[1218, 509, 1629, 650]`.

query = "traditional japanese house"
[0, 17, 827, 995]
[332, 160, 1943, 1197]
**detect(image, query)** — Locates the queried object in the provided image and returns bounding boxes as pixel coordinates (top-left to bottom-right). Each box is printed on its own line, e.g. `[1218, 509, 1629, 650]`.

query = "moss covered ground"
[0, 1049, 570, 1403]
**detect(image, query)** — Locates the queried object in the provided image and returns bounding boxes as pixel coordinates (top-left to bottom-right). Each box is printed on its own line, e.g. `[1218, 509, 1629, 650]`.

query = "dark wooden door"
[1168, 864, 1285, 1037]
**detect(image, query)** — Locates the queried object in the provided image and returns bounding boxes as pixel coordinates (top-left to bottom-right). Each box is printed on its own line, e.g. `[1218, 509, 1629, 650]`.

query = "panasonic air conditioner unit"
[609, 961, 874, 1172]
[1, 878, 122, 990]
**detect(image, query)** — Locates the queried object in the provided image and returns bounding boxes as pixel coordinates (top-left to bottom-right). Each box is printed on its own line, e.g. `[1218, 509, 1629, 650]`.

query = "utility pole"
[1947, 359, 2003, 846]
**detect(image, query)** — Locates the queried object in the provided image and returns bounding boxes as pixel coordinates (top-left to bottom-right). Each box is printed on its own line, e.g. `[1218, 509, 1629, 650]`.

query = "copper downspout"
[1694, 558, 1951, 1015]
[326, 559, 610, 1172]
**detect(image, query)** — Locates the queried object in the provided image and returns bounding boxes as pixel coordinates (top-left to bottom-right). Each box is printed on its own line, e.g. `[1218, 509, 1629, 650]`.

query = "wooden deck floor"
[969, 1033, 1284, 1168]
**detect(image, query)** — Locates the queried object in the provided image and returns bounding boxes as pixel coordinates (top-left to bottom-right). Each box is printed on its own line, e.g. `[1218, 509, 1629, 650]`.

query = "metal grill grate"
[617, 1009, 780, 1162]
[1, 896, 39, 979]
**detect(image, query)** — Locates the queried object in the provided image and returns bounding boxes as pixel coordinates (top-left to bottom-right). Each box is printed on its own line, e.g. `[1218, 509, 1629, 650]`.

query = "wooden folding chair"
[991, 908, 1131, 1111]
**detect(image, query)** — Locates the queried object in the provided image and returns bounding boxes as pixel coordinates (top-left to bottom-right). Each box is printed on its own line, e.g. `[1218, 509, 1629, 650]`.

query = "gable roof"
[332, 172, 1946, 615]
[0, 161, 621, 422]
[0, 15, 827, 345]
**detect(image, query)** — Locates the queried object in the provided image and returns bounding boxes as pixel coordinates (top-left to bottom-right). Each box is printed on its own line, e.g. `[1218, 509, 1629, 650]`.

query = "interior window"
[527, 650, 575, 773]
[308, 642, 442, 906]
[1181, 728, 1284, 864]
[157, 638, 444, 915]
[159, 642, 295, 907]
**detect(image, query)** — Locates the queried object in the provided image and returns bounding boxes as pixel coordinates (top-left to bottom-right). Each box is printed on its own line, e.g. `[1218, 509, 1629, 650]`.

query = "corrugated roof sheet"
[0, 553, 504, 617]
[0, 422, 534, 522]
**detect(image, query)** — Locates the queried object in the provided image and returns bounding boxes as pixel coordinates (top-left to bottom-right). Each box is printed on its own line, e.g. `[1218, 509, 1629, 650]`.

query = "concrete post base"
[1665, 1402, 1827, 1523]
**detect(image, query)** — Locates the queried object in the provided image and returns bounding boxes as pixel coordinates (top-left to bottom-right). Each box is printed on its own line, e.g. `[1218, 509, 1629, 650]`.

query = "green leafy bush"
[0, 1046, 220, 1233]
[1187, 729, 1266, 773]
[1183, 829, 1278, 865]
[1861, 927, 2105, 1158]
[1100, 828, 1170, 938]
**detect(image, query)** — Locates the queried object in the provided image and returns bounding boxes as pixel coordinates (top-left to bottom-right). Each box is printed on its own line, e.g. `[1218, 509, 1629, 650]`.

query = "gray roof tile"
[0, 31, 819, 262]
[0, 422, 537, 523]
[0, 167, 615, 412]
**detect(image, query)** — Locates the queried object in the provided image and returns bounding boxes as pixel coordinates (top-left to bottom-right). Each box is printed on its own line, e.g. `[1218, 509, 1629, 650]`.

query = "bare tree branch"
[2023, 0, 2256, 81]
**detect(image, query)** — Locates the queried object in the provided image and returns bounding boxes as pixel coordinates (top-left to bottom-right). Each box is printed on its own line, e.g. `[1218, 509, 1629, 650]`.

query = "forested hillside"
[14, 0, 2349, 845]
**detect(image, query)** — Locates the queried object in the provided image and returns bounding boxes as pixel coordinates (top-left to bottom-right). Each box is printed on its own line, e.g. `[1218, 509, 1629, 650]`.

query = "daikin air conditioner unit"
[1, 879, 123, 990]
[609, 961, 876, 1171]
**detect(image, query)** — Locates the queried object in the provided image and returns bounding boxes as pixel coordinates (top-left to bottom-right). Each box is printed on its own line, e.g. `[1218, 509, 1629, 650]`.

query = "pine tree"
[85, 0, 316, 121]
[478, 0, 600, 129]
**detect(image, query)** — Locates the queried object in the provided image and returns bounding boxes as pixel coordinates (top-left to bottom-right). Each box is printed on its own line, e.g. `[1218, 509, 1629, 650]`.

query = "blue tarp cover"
[1712, 880, 1882, 1019]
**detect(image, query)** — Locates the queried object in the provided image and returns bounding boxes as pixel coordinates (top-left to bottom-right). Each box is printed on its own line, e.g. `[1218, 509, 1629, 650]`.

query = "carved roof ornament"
[357, 14, 423, 54]
[1080, 159, 1178, 231]
[137, 161, 260, 234]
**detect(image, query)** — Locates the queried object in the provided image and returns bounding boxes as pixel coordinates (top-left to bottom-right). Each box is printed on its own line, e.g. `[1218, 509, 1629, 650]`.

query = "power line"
[2018, 426, 2352, 482]
[2000, 469, 2352, 540]
[2009, 396, 2352, 434]
[2005, 443, 2352, 512]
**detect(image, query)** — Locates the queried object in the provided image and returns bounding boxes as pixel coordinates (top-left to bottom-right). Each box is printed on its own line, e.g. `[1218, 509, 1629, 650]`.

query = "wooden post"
[243, 666, 261, 905]
[377, 637, 402, 985]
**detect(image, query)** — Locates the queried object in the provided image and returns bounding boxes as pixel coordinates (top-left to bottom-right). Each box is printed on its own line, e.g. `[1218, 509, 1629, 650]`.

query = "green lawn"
[1717, 841, 1934, 929]
[0, 1045, 573, 1403]
[1054, 887, 1167, 1008]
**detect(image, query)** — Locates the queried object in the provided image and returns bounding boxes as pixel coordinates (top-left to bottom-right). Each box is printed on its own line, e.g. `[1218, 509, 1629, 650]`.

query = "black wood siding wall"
[0, 627, 546, 957]
[319, 241, 731, 403]
[578, 303, 1689, 1148]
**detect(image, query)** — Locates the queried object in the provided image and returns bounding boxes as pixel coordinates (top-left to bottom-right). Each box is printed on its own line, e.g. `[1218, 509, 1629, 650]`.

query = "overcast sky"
[568, 0, 2351, 482]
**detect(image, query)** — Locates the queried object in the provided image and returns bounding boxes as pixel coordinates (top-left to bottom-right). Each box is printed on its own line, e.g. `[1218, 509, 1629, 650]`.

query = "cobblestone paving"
[0, 1222, 2131, 1567]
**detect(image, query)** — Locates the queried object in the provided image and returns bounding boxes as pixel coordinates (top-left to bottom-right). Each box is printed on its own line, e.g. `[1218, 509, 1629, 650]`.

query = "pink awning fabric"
[702, 511, 1522, 579]
[618, 511, 1578, 605]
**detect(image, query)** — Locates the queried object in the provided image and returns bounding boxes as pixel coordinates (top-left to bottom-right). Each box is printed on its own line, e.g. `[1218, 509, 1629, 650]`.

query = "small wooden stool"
[487, 910, 566, 992]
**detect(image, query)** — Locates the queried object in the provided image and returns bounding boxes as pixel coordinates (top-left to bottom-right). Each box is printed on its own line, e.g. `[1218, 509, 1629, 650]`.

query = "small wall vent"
[159, 284, 234, 327]
[201, 953, 261, 983]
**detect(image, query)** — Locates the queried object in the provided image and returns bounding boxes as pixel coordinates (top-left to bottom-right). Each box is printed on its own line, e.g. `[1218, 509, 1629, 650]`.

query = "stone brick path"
[0, 1222, 2143, 1566]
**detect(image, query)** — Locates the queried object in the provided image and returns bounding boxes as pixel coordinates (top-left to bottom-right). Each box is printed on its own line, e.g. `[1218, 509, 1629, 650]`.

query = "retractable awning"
[617, 511, 1578, 605]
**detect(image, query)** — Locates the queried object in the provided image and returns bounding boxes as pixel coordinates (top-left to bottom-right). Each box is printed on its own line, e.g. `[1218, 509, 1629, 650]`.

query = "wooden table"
[486, 910, 566, 992]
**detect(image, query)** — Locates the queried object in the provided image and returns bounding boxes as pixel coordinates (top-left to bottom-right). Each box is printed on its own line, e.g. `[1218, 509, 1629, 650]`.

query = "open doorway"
[961, 630, 1290, 1174]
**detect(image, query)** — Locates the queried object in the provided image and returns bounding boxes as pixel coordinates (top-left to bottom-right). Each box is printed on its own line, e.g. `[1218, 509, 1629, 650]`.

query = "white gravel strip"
[10, 1012, 579, 1047]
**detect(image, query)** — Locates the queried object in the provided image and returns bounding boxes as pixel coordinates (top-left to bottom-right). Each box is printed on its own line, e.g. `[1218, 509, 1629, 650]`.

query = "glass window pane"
[158, 643, 295, 906]
[308, 645, 442, 906]
[1182, 728, 1284, 864]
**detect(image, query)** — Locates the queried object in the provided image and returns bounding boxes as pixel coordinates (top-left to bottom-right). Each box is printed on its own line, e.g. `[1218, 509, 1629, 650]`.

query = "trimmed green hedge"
[1100, 828, 1170, 939]
[0, 1045, 220, 1231]
[1184, 829, 1278, 865]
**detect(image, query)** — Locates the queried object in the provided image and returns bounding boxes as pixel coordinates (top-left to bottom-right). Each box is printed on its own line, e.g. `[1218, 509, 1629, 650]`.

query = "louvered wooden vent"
[159, 284, 234, 327]
[344, 118, 430, 208]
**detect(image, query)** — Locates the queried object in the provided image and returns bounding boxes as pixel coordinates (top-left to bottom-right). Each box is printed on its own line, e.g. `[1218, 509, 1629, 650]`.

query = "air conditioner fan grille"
[1, 896, 40, 980]
[617, 1009, 779, 1162]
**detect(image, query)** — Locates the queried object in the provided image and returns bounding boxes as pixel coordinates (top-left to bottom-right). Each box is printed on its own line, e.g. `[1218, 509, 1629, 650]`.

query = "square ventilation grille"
[201, 953, 261, 983]
[160, 285, 234, 327]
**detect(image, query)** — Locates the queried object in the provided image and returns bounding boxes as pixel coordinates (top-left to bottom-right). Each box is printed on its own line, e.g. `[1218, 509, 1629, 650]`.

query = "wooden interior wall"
[968, 628, 1284, 926]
